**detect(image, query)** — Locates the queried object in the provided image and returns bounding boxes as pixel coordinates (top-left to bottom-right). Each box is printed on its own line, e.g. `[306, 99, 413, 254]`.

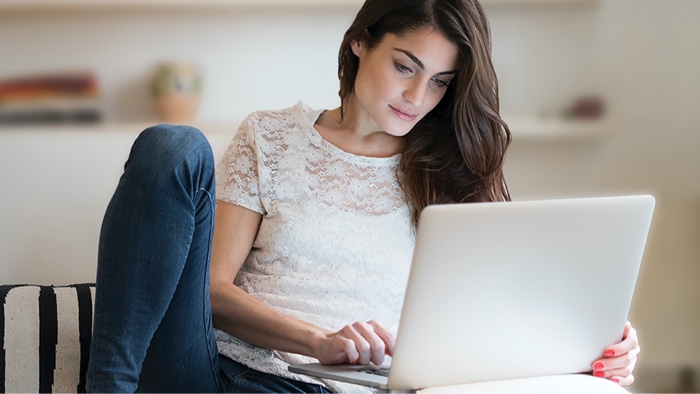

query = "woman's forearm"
[210, 279, 330, 359]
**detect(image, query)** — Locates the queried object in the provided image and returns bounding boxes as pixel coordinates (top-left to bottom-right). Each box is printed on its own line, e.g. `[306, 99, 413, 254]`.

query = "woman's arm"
[209, 201, 393, 365]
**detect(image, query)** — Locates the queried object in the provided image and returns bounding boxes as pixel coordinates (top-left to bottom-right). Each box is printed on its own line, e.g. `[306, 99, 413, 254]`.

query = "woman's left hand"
[591, 321, 640, 386]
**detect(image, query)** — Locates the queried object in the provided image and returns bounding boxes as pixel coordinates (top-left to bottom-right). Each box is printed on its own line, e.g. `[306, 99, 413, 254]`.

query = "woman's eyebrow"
[393, 48, 457, 76]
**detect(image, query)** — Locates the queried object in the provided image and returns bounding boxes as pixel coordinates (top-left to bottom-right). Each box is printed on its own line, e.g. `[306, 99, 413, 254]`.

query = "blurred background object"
[0, 71, 101, 124]
[150, 61, 203, 123]
[0, 0, 698, 392]
[564, 95, 605, 119]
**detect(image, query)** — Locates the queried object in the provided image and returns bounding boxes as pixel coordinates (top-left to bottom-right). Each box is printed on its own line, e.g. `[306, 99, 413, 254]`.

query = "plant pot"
[151, 62, 203, 124]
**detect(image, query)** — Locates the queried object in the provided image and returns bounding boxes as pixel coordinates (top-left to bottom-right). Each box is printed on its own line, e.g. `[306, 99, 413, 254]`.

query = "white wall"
[1, 1, 698, 391]
[495, 0, 700, 199]
[0, 7, 354, 124]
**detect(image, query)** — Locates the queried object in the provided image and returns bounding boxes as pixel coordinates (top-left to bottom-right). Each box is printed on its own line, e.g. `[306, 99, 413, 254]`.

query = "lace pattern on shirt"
[215, 102, 415, 394]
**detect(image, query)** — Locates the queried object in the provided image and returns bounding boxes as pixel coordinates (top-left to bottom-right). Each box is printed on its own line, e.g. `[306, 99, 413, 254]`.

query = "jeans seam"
[197, 187, 220, 390]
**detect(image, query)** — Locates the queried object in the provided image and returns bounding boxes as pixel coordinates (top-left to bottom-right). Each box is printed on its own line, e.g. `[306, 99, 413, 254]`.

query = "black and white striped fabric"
[0, 284, 94, 393]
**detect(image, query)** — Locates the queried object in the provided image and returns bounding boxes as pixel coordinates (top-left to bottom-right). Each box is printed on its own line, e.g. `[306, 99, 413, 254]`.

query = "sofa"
[0, 126, 232, 392]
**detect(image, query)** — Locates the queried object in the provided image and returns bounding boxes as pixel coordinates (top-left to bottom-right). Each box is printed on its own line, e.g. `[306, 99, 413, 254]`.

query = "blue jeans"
[86, 125, 330, 393]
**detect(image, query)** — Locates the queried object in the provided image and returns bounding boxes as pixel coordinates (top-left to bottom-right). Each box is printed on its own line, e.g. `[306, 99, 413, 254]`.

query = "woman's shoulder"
[242, 101, 320, 130]
[234, 101, 324, 155]
[237, 101, 324, 151]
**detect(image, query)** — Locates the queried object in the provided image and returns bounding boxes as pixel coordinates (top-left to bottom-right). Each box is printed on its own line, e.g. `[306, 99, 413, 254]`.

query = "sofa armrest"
[1, 283, 95, 393]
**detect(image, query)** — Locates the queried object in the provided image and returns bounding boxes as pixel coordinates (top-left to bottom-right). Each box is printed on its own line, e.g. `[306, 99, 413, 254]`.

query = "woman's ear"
[351, 39, 364, 58]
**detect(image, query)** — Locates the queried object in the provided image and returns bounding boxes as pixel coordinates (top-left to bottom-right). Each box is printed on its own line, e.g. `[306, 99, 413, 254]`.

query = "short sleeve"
[215, 115, 265, 214]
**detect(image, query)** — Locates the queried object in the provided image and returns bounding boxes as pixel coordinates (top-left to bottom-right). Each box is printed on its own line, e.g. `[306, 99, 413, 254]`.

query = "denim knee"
[137, 124, 212, 164]
[126, 124, 215, 186]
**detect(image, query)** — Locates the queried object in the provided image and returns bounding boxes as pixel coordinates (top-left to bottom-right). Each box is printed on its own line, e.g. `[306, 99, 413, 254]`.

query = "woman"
[86, 0, 639, 392]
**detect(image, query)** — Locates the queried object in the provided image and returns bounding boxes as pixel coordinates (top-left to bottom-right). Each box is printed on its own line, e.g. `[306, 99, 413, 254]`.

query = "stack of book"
[0, 71, 102, 125]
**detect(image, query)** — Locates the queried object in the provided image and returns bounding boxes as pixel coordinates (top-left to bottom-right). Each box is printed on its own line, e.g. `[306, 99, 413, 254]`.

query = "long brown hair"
[338, 0, 511, 225]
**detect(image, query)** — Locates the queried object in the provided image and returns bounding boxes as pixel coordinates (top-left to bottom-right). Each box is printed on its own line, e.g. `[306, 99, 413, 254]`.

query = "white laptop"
[289, 195, 655, 392]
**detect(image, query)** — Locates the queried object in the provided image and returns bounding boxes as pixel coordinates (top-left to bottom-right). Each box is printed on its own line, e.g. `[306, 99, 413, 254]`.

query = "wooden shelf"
[0, 122, 236, 136]
[0, 117, 608, 140]
[506, 117, 608, 141]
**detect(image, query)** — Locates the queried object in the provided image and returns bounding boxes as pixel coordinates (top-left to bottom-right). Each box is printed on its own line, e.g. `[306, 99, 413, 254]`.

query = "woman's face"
[351, 28, 459, 137]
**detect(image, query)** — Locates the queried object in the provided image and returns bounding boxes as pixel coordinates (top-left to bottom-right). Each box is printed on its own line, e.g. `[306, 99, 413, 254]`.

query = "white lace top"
[214, 101, 415, 393]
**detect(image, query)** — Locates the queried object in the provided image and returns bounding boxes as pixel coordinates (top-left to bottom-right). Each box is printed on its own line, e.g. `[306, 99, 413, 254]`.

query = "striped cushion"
[0, 284, 95, 393]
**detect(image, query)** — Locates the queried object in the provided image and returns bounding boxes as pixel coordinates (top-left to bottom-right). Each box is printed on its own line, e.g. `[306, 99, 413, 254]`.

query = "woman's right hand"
[316, 320, 395, 366]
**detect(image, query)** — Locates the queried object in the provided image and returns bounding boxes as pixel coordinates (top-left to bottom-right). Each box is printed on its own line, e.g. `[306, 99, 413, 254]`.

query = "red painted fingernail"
[594, 371, 606, 378]
[611, 377, 620, 383]
[593, 362, 605, 370]
[604, 349, 616, 357]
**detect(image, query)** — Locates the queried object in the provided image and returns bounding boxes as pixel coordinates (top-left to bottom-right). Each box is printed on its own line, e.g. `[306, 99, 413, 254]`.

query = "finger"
[593, 363, 636, 379]
[622, 321, 632, 338]
[593, 356, 637, 380]
[338, 334, 360, 365]
[609, 374, 635, 386]
[339, 325, 370, 365]
[593, 347, 639, 372]
[368, 320, 396, 358]
[604, 323, 639, 358]
[352, 322, 386, 365]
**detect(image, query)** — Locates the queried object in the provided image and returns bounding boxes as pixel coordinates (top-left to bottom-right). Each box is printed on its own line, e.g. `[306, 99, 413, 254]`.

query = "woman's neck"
[313, 96, 404, 158]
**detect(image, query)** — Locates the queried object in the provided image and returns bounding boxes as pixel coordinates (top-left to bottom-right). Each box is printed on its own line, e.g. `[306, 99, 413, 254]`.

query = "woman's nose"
[403, 79, 428, 107]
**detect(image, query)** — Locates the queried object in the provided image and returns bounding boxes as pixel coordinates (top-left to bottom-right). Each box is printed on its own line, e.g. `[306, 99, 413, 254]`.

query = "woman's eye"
[432, 78, 449, 88]
[395, 62, 412, 74]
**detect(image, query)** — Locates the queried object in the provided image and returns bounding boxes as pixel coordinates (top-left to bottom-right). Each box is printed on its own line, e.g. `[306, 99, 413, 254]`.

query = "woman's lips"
[390, 105, 418, 122]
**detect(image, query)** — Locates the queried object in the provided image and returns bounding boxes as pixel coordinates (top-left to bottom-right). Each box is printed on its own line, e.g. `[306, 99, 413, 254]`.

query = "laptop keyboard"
[359, 366, 390, 377]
